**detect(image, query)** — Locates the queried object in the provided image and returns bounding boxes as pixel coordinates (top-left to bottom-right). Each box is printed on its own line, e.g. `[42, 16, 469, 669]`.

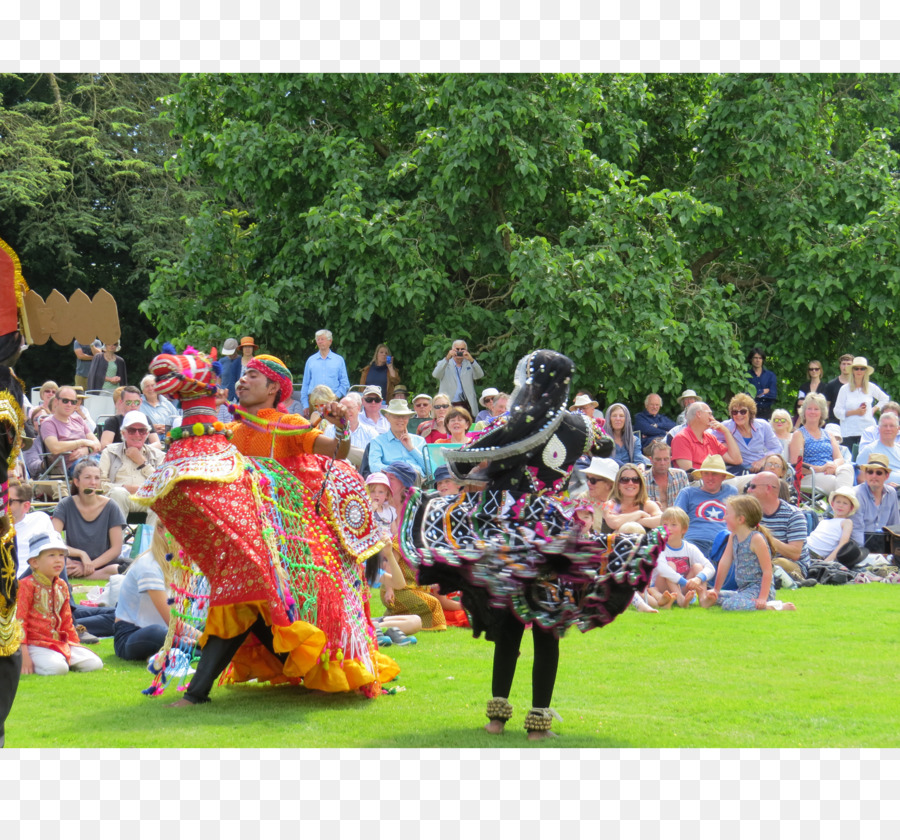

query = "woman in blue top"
[747, 347, 777, 420]
[606, 404, 650, 467]
[788, 393, 854, 495]
[714, 393, 782, 474]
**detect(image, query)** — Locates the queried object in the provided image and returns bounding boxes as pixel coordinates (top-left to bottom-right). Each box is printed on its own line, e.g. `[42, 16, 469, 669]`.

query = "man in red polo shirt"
[671, 402, 742, 472]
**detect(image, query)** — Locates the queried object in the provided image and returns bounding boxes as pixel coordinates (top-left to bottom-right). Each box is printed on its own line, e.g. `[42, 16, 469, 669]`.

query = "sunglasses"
[853, 367, 866, 371]
[730, 408, 748, 416]
[8, 498, 24, 505]
[808, 367, 821, 372]
[59, 397, 79, 405]
[364, 396, 382, 403]
[483, 397, 494, 403]
[123, 399, 142, 407]
[413, 403, 431, 409]
[124, 427, 149, 434]
[618, 476, 641, 484]
[586, 477, 608, 485]
[866, 469, 888, 477]
[772, 418, 790, 424]
[433, 404, 451, 410]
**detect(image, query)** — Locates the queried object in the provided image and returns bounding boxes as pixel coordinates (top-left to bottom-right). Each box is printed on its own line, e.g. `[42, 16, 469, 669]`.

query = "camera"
[456, 349, 464, 357]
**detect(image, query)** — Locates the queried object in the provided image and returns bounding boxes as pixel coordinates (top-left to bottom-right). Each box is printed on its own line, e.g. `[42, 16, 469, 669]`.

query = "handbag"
[881, 524, 900, 564]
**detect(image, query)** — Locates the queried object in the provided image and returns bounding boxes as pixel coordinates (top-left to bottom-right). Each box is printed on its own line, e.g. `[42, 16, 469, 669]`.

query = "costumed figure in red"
[135, 349, 396, 705]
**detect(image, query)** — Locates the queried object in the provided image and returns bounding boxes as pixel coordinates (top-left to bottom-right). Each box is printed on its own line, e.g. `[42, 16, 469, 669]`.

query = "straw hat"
[851, 356, 874, 376]
[479, 387, 500, 407]
[380, 399, 415, 418]
[860, 452, 890, 472]
[691, 454, 731, 479]
[828, 488, 860, 514]
[570, 394, 599, 411]
[238, 336, 258, 350]
[677, 389, 700, 406]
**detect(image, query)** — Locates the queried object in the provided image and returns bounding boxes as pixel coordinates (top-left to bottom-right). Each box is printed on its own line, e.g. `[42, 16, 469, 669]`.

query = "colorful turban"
[247, 355, 294, 407]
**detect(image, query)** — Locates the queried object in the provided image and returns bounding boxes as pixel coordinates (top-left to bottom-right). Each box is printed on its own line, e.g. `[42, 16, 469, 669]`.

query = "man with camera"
[432, 340, 484, 417]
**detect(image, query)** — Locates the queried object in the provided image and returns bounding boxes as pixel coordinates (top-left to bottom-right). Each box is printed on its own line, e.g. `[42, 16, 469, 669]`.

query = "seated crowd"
[11, 338, 897, 677]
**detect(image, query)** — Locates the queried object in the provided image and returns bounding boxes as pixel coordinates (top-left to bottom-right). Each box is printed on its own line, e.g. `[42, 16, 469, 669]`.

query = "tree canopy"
[0, 72, 207, 385]
[5, 73, 900, 412]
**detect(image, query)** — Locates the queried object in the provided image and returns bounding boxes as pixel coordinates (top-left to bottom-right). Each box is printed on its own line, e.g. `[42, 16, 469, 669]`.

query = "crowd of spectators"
[12, 336, 898, 675]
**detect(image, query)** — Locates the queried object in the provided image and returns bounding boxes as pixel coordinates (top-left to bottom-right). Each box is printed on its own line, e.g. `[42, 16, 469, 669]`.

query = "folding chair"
[793, 455, 828, 516]
[423, 443, 461, 488]
[32, 451, 71, 504]
[84, 393, 115, 427]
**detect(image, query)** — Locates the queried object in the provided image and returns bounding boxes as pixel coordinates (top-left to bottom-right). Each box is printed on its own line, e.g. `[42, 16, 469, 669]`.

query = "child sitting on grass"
[17, 532, 104, 675]
[805, 488, 860, 564]
[648, 507, 715, 609]
[618, 522, 658, 613]
[699, 496, 796, 612]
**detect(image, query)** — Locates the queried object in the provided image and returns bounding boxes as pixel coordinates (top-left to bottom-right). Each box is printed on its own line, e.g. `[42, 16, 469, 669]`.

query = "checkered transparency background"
[1, 749, 899, 835]
[0, 0, 898, 70]
[2, 0, 900, 833]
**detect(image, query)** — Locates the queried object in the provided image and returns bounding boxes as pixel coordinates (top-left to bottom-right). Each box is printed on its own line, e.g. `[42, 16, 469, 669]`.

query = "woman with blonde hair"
[713, 392, 781, 474]
[360, 343, 400, 398]
[769, 408, 794, 460]
[603, 463, 662, 532]
[417, 393, 452, 443]
[834, 356, 890, 449]
[789, 392, 854, 495]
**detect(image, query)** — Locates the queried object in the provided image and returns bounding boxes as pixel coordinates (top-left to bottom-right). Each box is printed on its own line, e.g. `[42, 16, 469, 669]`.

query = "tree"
[145, 73, 746, 408]
[0, 73, 208, 385]
[685, 73, 900, 397]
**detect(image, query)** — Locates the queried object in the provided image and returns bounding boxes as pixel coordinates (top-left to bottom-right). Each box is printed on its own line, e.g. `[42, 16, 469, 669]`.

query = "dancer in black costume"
[398, 350, 664, 740]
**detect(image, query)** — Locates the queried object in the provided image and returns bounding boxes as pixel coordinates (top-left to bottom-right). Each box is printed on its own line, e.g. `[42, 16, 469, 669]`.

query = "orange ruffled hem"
[302, 648, 401, 693]
[202, 601, 326, 685]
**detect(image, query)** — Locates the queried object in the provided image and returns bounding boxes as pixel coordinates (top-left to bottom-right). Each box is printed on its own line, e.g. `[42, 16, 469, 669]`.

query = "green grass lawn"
[7, 584, 899, 748]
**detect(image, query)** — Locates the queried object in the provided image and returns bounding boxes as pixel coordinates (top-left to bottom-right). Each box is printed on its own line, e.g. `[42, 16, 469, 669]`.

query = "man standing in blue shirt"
[300, 329, 350, 412]
[747, 347, 777, 420]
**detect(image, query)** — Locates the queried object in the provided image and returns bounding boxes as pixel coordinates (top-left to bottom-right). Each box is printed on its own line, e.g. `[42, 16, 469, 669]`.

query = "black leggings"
[0, 651, 22, 749]
[184, 614, 287, 704]
[491, 610, 559, 709]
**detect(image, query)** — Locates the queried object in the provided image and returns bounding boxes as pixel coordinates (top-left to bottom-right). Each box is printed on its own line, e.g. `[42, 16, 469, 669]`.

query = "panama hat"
[692, 454, 732, 479]
[570, 394, 599, 411]
[851, 357, 874, 376]
[380, 399, 415, 418]
[581, 457, 619, 483]
[677, 389, 700, 406]
[479, 387, 500, 407]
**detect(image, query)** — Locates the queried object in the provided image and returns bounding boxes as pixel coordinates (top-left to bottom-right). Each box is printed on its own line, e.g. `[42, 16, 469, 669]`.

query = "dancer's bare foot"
[657, 591, 675, 609]
[527, 730, 559, 741]
[699, 590, 718, 608]
[484, 720, 506, 734]
[167, 698, 196, 708]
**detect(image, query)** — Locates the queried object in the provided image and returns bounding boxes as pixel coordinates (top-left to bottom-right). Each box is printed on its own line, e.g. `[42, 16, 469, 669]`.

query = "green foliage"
[0, 73, 209, 384]
[687, 73, 900, 397]
[145, 73, 750, 407]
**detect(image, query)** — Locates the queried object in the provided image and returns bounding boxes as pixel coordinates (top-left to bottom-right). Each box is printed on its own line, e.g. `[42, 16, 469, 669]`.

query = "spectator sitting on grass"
[17, 532, 104, 676]
[699, 495, 796, 611]
[643, 441, 689, 512]
[114, 529, 196, 662]
[746, 471, 813, 585]
[648, 506, 715, 609]
[673, 454, 737, 556]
